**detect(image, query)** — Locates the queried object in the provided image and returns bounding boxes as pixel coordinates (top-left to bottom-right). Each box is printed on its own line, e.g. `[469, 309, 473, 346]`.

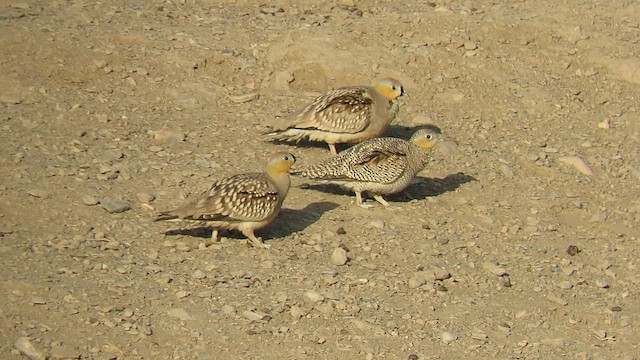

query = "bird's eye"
[284, 156, 289, 161]
[391, 86, 397, 91]
[426, 134, 433, 140]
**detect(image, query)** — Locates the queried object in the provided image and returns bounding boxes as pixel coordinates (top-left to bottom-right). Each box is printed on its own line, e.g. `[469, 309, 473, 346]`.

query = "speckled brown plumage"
[292, 128, 454, 208]
[154, 152, 297, 248]
[265, 78, 405, 155]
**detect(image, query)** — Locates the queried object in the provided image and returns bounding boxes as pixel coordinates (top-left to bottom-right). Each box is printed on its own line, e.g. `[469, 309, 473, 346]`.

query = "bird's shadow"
[161, 201, 339, 242]
[300, 172, 476, 203]
[265, 124, 442, 153]
[385, 124, 444, 140]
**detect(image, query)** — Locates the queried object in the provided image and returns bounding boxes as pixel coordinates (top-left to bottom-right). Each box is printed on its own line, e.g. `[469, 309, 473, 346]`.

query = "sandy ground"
[1, 0, 640, 359]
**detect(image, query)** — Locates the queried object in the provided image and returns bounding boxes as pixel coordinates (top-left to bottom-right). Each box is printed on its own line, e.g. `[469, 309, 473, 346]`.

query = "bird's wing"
[298, 138, 409, 184]
[175, 173, 280, 222]
[293, 87, 375, 134]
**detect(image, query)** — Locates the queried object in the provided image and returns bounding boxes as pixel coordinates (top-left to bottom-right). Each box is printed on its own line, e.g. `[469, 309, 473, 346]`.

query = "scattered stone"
[290, 305, 307, 319]
[50, 344, 81, 359]
[82, 194, 99, 206]
[367, 219, 385, 230]
[441, 332, 458, 344]
[192, 270, 206, 279]
[408, 354, 419, 360]
[566, 245, 580, 256]
[430, 267, 451, 281]
[154, 130, 185, 143]
[408, 276, 426, 289]
[242, 310, 271, 322]
[336, 227, 347, 235]
[304, 290, 325, 303]
[558, 156, 593, 176]
[136, 192, 156, 203]
[546, 293, 568, 306]
[331, 247, 349, 266]
[595, 279, 609, 289]
[228, 92, 259, 103]
[14, 337, 45, 360]
[220, 305, 236, 315]
[100, 197, 131, 213]
[167, 308, 192, 320]
[482, 261, 507, 276]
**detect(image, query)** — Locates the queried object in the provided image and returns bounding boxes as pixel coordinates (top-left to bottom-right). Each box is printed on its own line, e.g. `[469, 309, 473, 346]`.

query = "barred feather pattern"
[292, 135, 433, 196]
[155, 172, 283, 223]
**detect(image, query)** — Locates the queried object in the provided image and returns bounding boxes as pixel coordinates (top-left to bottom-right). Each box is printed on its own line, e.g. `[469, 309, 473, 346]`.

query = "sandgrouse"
[292, 128, 455, 208]
[154, 152, 297, 248]
[265, 78, 405, 155]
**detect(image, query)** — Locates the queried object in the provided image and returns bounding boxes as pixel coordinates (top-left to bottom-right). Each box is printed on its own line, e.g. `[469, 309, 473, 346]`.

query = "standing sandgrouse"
[154, 152, 297, 248]
[264, 78, 405, 155]
[292, 128, 455, 208]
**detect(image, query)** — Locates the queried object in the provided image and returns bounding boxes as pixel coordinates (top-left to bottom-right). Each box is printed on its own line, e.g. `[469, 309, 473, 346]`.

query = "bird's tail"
[153, 212, 179, 222]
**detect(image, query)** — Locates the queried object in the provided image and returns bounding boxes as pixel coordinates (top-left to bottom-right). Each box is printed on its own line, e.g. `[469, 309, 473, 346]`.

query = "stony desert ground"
[1, 0, 640, 359]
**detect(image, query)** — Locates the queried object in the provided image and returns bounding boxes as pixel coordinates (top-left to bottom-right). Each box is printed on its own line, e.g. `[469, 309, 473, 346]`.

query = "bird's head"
[266, 152, 297, 175]
[374, 78, 405, 101]
[410, 128, 457, 153]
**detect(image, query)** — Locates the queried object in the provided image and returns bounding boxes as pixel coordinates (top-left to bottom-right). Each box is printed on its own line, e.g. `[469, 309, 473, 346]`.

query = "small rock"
[242, 310, 271, 322]
[136, 192, 156, 203]
[304, 290, 325, 303]
[15, 337, 45, 360]
[289, 305, 307, 318]
[558, 156, 593, 176]
[546, 293, 568, 306]
[167, 308, 192, 320]
[82, 195, 99, 206]
[367, 219, 385, 230]
[100, 197, 131, 213]
[441, 332, 458, 344]
[192, 270, 206, 279]
[228, 92, 259, 103]
[408, 276, 426, 289]
[154, 130, 185, 143]
[431, 267, 451, 281]
[482, 261, 507, 276]
[331, 248, 349, 266]
[566, 245, 580, 256]
[220, 305, 236, 315]
[595, 279, 609, 288]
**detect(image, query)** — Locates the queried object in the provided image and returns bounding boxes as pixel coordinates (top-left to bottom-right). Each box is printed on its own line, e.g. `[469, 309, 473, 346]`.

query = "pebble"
[82, 194, 99, 206]
[220, 305, 236, 315]
[331, 247, 349, 266]
[242, 310, 271, 322]
[408, 276, 426, 289]
[367, 219, 385, 230]
[192, 270, 206, 279]
[595, 279, 609, 288]
[482, 261, 507, 276]
[546, 293, 568, 306]
[100, 197, 131, 213]
[228, 92, 259, 103]
[14, 337, 45, 360]
[290, 305, 307, 318]
[136, 192, 156, 203]
[154, 130, 185, 143]
[167, 308, 192, 320]
[304, 290, 325, 303]
[441, 332, 458, 344]
[558, 156, 593, 176]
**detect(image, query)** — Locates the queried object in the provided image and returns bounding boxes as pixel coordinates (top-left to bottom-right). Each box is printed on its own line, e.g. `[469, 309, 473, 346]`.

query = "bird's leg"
[373, 195, 391, 207]
[356, 191, 374, 209]
[211, 229, 219, 242]
[373, 195, 399, 210]
[242, 229, 270, 249]
[329, 143, 338, 156]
